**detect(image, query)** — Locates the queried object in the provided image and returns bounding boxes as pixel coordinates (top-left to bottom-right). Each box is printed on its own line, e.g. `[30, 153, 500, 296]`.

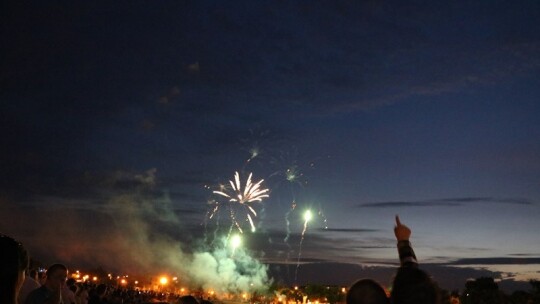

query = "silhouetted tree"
[461, 277, 503, 304]
[530, 280, 540, 304]
[439, 288, 451, 304]
[508, 290, 531, 304]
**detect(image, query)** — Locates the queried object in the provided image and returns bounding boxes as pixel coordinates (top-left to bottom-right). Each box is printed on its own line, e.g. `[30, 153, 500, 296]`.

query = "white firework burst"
[212, 171, 269, 233]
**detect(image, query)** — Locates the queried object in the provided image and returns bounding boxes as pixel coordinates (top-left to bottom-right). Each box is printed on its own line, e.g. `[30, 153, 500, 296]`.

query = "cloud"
[358, 201, 459, 208]
[357, 197, 534, 208]
[437, 197, 533, 205]
[508, 253, 540, 257]
[449, 257, 540, 265]
[234, 228, 395, 267]
[316, 228, 381, 233]
[268, 261, 530, 292]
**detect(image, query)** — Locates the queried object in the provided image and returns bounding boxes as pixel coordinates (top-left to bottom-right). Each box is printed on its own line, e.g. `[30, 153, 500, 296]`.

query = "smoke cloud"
[0, 178, 270, 295]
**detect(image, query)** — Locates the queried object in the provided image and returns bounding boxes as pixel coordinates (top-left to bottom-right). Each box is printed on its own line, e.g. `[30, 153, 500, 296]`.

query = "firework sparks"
[211, 171, 269, 233]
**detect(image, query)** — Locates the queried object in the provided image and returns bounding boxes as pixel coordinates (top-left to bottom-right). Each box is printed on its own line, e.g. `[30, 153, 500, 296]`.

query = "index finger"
[395, 215, 401, 226]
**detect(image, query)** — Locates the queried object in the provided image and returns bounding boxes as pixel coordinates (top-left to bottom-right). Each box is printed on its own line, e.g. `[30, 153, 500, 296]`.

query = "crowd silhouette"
[2, 216, 538, 304]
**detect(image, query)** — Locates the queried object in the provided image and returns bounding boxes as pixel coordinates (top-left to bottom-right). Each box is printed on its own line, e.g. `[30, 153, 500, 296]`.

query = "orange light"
[120, 279, 127, 285]
[160, 277, 168, 285]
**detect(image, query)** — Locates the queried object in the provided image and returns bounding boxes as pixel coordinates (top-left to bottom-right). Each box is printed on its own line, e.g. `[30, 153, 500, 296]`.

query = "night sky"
[2, 1, 540, 293]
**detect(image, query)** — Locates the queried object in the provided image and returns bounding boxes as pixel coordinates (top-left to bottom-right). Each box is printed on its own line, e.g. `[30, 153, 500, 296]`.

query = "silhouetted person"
[391, 215, 440, 304]
[346, 279, 389, 304]
[75, 283, 89, 304]
[63, 278, 77, 304]
[19, 269, 41, 304]
[178, 295, 200, 304]
[88, 284, 108, 304]
[25, 263, 68, 304]
[0, 234, 29, 304]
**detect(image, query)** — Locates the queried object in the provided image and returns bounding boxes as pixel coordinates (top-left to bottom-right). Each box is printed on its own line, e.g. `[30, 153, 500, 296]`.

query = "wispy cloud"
[359, 201, 459, 208]
[449, 257, 540, 265]
[357, 197, 534, 208]
[437, 197, 533, 205]
[316, 228, 381, 233]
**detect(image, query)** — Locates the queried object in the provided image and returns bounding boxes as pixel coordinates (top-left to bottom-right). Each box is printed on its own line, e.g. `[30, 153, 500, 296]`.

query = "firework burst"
[211, 171, 269, 233]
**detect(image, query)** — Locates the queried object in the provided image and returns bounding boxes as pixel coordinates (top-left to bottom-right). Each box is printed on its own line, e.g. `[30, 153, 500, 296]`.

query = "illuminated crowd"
[18, 267, 271, 304]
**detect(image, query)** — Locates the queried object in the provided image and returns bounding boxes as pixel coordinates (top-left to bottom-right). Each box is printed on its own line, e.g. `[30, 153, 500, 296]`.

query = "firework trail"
[283, 201, 297, 243]
[211, 171, 269, 234]
[204, 200, 221, 245]
[267, 164, 304, 242]
[246, 147, 260, 163]
[295, 210, 312, 283]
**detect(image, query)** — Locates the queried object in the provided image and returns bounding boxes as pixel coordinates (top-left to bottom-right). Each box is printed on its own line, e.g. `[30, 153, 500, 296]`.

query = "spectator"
[38, 271, 47, 285]
[346, 279, 389, 304]
[0, 234, 29, 304]
[75, 284, 89, 304]
[391, 215, 440, 304]
[25, 263, 68, 304]
[29, 269, 40, 282]
[19, 269, 41, 304]
[63, 278, 77, 304]
[88, 284, 108, 304]
[178, 295, 200, 304]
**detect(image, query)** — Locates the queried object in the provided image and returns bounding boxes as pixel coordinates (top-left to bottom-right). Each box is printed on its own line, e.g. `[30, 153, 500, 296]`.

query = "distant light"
[120, 279, 127, 285]
[160, 276, 168, 285]
[93, 277, 98, 281]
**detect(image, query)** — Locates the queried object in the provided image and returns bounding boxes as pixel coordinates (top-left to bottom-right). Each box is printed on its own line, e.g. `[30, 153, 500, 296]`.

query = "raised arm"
[394, 215, 418, 267]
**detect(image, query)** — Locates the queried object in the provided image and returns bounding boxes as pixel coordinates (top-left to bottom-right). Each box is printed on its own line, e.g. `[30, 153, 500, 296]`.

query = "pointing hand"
[394, 215, 411, 241]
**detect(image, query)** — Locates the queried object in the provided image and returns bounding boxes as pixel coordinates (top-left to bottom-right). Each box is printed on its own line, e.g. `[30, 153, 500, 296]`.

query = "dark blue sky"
[1, 0, 539, 292]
